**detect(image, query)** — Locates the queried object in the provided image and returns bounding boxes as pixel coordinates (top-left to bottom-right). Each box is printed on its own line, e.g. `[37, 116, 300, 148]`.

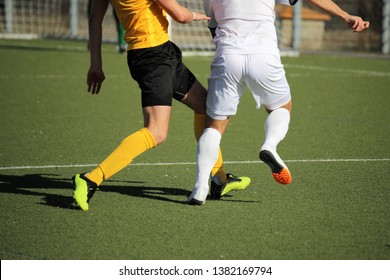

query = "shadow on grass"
[0, 173, 192, 210]
[0, 173, 77, 209]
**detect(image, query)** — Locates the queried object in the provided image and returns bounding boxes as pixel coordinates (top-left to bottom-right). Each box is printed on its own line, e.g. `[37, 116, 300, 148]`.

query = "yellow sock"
[86, 128, 156, 186]
[211, 151, 227, 184]
[193, 113, 207, 141]
[194, 113, 227, 184]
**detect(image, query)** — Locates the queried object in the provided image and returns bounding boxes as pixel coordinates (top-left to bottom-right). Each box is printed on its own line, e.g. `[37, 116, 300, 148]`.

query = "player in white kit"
[188, 0, 370, 205]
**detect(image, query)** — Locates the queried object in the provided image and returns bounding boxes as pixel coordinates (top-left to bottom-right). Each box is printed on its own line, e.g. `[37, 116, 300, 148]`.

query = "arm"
[305, 0, 369, 32]
[154, 0, 210, 23]
[87, 0, 109, 94]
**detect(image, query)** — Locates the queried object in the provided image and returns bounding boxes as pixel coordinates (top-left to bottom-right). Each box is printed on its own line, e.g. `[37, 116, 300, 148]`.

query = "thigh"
[170, 42, 197, 102]
[207, 54, 246, 120]
[246, 54, 291, 111]
[180, 79, 207, 115]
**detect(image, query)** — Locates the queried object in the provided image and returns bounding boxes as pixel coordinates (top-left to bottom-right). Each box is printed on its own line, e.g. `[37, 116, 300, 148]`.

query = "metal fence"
[0, 0, 388, 53]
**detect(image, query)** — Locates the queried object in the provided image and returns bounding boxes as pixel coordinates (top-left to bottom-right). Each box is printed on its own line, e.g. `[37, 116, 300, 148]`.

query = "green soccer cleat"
[210, 173, 251, 199]
[72, 174, 97, 211]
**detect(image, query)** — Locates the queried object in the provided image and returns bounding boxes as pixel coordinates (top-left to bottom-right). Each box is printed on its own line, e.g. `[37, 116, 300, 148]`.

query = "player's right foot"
[72, 174, 97, 211]
[259, 149, 292, 184]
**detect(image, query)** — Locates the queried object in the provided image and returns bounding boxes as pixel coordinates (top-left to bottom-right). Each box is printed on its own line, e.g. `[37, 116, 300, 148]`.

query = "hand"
[345, 14, 370, 32]
[86, 66, 105, 94]
[192, 12, 211, 21]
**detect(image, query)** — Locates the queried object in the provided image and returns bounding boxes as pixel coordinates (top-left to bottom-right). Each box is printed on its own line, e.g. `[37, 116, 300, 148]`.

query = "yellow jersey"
[111, 0, 169, 50]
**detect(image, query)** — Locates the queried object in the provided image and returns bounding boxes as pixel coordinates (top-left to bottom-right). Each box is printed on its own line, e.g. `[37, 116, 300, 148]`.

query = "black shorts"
[127, 41, 196, 107]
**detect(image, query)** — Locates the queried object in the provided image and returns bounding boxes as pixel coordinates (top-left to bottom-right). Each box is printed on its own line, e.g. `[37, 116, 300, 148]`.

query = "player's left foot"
[72, 174, 97, 211]
[259, 149, 292, 184]
[210, 174, 251, 199]
[187, 188, 208, 205]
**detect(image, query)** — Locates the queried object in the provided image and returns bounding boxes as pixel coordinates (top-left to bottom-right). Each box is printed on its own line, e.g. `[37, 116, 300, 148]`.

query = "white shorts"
[207, 53, 291, 120]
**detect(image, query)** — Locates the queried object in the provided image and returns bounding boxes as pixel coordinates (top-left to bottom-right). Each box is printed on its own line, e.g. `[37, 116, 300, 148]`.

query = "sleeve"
[276, 0, 299, 5]
[203, 0, 217, 28]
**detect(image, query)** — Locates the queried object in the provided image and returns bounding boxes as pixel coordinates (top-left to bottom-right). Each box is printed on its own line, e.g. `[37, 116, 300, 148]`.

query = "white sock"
[194, 128, 221, 191]
[261, 108, 290, 152]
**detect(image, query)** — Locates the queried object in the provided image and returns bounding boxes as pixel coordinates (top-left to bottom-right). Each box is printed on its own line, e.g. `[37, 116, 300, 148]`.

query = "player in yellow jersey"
[72, 0, 251, 210]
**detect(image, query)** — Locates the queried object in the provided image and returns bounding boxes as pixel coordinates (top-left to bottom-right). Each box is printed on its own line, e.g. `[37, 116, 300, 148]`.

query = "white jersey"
[204, 0, 283, 55]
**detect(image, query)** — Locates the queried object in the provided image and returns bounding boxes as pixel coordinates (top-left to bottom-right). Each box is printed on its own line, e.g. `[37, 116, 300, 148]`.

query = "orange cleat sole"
[272, 168, 292, 184]
[260, 150, 292, 185]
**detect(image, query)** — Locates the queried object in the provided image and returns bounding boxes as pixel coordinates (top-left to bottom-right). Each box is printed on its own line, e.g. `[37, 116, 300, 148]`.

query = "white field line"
[1, 64, 389, 80]
[0, 74, 128, 79]
[0, 158, 389, 171]
[284, 64, 390, 77]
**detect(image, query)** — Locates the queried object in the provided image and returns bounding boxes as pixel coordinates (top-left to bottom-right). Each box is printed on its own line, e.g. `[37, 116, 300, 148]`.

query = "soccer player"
[73, 0, 251, 211]
[187, 0, 369, 204]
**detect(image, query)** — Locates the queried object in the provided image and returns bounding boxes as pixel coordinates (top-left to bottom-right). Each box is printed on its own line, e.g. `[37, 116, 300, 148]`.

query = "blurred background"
[0, 0, 389, 54]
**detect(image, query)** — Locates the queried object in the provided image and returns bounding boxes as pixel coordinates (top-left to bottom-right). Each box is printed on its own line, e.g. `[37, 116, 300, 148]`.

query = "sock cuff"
[139, 128, 157, 149]
[271, 107, 290, 117]
[204, 127, 222, 139]
[85, 166, 104, 186]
